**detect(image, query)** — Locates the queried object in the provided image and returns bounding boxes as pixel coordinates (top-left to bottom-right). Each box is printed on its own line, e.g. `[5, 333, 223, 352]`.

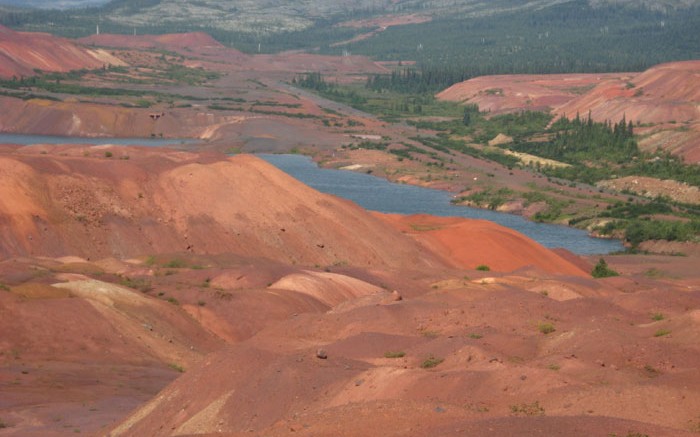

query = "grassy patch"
[420, 356, 444, 369]
[651, 312, 664, 321]
[163, 259, 187, 269]
[510, 401, 545, 416]
[654, 329, 671, 337]
[384, 351, 406, 358]
[168, 363, 185, 373]
[538, 323, 556, 335]
[119, 277, 153, 293]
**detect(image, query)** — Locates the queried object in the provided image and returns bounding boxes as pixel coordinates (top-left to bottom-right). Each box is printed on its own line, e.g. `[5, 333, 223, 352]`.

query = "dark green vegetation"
[297, 73, 699, 247]
[420, 355, 444, 369]
[591, 258, 619, 278]
[2, 1, 699, 88]
[347, 2, 700, 90]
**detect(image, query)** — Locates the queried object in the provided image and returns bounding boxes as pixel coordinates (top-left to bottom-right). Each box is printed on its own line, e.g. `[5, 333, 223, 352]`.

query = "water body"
[260, 154, 624, 255]
[0, 133, 196, 147]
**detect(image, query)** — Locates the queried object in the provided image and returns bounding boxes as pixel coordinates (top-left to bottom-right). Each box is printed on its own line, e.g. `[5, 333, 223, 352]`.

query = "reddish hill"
[0, 25, 125, 78]
[107, 263, 700, 437]
[78, 31, 228, 52]
[555, 61, 700, 125]
[1, 146, 699, 437]
[437, 61, 700, 162]
[377, 213, 587, 277]
[0, 147, 444, 270]
[436, 72, 627, 114]
[554, 61, 700, 162]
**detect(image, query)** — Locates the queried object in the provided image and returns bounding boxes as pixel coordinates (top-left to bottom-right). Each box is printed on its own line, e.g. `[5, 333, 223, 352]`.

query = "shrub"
[510, 401, 545, 416]
[168, 363, 185, 373]
[384, 351, 406, 358]
[538, 323, 556, 334]
[591, 258, 619, 278]
[651, 313, 664, 321]
[104, 151, 113, 158]
[654, 329, 671, 337]
[119, 277, 153, 293]
[164, 259, 186, 268]
[420, 355, 444, 369]
[476, 265, 490, 271]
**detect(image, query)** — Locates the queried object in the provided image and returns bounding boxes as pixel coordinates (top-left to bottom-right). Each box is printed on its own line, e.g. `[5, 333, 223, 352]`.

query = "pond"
[260, 154, 624, 255]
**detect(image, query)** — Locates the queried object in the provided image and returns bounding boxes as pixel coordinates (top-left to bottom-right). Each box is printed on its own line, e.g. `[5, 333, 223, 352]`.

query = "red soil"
[376, 213, 588, 276]
[79, 31, 226, 52]
[0, 146, 698, 436]
[0, 148, 443, 269]
[437, 72, 628, 114]
[0, 25, 124, 78]
[438, 61, 700, 162]
[555, 61, 700, 125]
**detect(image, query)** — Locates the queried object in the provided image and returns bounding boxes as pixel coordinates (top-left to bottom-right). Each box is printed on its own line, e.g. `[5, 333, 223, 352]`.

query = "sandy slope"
[0, 146, 698, 436]
[0, 147, 443, 269]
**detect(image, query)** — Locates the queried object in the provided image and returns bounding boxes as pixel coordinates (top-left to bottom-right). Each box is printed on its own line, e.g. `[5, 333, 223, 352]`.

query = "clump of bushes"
[591, 258, 619, 278]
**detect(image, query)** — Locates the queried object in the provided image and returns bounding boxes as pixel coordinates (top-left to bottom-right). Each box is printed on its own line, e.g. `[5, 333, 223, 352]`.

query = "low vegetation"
[420, 355, 444, 369]
[383, 351, 406, 359]
[510, 401, 545, 416]
[591, 258, 619, 278]
[297, 74, 699, 247]
[538, 323, 556, 335]
[654, 329, 671, 337]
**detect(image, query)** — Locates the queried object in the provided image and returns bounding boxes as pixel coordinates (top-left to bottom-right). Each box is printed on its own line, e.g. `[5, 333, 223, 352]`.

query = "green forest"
[1, 1, 699, 86]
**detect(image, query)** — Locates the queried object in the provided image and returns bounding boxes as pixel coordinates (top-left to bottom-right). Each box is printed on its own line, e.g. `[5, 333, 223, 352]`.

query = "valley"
[0, 2, 699, 436]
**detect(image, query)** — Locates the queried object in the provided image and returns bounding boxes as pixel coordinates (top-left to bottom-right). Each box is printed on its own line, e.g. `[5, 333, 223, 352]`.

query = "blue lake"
[0, 133, 195, 147]
[260, 154, 624, 255]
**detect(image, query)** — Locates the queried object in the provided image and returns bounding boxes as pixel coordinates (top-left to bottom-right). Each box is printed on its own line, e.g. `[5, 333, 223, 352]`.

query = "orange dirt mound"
[0, 25, 125, 78]
[0, 148, 442, 270]
[79, 31, 228, 51]
[376, 213, 588, 276]
[555, 61, 700, 125]
[437, 72, 626, 114]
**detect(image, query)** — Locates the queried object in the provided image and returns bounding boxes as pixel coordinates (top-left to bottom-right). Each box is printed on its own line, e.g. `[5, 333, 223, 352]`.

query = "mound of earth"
[438, 61, 700, 162]
[0, 25, 125, 78]
[79, 31, 228, 52]
[1, 145, 698, 436]
[376, 214, 587, 276]
[555, 61, 700, 125]
[106, 259, 700, 437]
[0, 96, 247, 139]
[0, 147, 445, 269]
[436, 72, 626, 114]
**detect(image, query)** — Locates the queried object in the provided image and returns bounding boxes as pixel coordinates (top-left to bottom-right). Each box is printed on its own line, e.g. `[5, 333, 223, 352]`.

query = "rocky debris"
[315, 349, 328, 359]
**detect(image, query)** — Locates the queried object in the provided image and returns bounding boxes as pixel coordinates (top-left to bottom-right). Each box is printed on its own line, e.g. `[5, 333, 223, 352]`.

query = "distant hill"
[1, 0, 698, 75]
[0, 0, 108, 9]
